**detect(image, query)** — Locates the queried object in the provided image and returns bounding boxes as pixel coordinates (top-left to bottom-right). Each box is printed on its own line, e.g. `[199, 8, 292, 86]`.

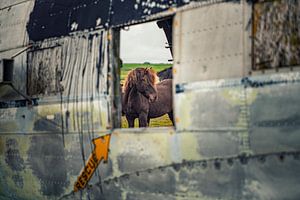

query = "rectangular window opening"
[119, 18, 174, 129]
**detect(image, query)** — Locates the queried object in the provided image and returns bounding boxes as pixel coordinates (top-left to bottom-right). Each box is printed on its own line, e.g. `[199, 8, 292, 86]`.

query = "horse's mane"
[122, 68, 158, 106]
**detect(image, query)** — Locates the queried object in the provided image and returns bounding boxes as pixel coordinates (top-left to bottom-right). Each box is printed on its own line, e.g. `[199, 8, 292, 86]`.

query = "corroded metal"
[253, 0, 300, 70]
[1, 0, 300, 200]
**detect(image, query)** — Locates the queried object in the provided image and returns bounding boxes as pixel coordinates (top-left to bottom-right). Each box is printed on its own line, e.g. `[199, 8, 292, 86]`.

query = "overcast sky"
[120, 22, 172, 64]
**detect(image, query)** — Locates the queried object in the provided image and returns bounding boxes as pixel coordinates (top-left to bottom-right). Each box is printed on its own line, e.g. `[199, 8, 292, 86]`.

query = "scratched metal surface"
[0, 30, 111, 134]
[26, 0, 187, 41]
[253, 0, 300, 70]
[0, 0, 34, 96]
[1, 128, 299, 199]
[0, 0, 33, 52]
[0, 1, 113, 196]
[1, 0, 300, 200]
[26, 0, 240, 41]
[173, 0, 252, 84]
[65, 149, 300, 200]
[171, 1, 300, 199]
[0, 0, 33, 10]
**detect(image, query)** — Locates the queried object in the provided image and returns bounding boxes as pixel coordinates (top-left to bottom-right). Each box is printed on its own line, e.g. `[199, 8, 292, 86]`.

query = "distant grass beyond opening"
[120, 63, 172, 84]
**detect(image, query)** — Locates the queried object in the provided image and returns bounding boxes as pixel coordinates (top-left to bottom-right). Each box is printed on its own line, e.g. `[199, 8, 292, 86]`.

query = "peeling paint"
[1, 0, 300, 199]
[175, 92, 193, 130]
[254, 0, 300, 69]
[5, 138, 25, 171]
[28, 135, 69, 197]
[179, 134, 201, 161]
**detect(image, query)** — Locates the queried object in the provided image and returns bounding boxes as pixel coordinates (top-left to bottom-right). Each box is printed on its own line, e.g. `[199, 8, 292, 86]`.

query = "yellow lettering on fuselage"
[74, 134, 111, 192]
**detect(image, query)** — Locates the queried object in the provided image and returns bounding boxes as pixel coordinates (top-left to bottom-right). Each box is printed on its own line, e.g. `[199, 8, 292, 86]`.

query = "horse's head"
[124, 67, 158, 102]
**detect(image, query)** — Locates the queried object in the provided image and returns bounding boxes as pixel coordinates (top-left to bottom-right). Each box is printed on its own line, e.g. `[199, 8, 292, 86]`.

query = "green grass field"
[121, 63, 173, 128]
[120, 63, 172, 84]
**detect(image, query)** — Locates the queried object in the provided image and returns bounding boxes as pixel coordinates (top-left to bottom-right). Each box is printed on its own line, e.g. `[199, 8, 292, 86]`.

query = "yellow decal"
[74, 134, 111, 192]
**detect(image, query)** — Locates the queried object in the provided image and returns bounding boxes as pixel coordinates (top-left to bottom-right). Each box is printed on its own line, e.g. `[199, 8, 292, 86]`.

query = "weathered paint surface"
[173, 1, 252, 84]
[253, 0, 300, 69]
[1, 0, 300, 200]
[1, 1, 113, 197]
[0, 0, 33, 51]
[74, 134, 111, 192]
[0, 0, 34, 96]
[0, 29, 111, 134]
[26, 0, 188, 41]
[172, 1, 300, 199]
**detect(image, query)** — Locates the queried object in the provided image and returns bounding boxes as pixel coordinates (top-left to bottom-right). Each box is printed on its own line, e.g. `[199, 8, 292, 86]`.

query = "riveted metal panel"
[25, 130, 297, 200]
[1, 1, 300, 199]
[0, 127, 244, 199]
[0, 132, 111, 200]
[173, 0, 252, 84]
[108, 128, 239, 172]
[0, 26, 115, 198]
[175, 79, 246, 131]
[1, 116, 300, 199]
[0, 100, 109, 134]
[174, 78, 251, 155]
[248, 71, 300, 154]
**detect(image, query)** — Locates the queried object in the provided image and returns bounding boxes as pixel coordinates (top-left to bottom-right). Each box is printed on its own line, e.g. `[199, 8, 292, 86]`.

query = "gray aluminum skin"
[1, 0, 300, 199]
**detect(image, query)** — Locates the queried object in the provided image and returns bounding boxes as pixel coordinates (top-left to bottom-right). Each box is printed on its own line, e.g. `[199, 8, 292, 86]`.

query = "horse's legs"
[139, 112, 148, 127]
[147, 118, 150, 126]
[126, 115, 135, 128]
[168, 111, 174, 125]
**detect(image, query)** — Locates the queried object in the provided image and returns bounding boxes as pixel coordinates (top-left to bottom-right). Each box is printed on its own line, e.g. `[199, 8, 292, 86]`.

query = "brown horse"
[122, 68, 173, 127]
[157, 66, 173, 81]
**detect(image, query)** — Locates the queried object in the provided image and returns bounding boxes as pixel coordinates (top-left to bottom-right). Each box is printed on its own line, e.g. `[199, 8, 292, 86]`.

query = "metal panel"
[0, 133, 109, 199]
[0, 0, 33, 51]
[27, 46, 62, 96]
[71, 153, 300, 200]
[248, 72, 300, 154]
[0, 28, 113, 198]
[0, 1, 33, 97]
[1, 1, 300, 199]
[174, 78, 251, 155]
[111, 0, 177, 26]
[0, 129, 242, 199]
[0, 30, 111, 134]
[173, 0, 252, 84]
[2, 129, 298, 199]
[0, 0, 32, 9]
[26, 32, 109, 97]
[0, 117, 300, 199]
[0, 99, 109, 134]
[253, 0, 300, 70]
[27, 0, 183, 41]
[175, 80, 245, 131]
